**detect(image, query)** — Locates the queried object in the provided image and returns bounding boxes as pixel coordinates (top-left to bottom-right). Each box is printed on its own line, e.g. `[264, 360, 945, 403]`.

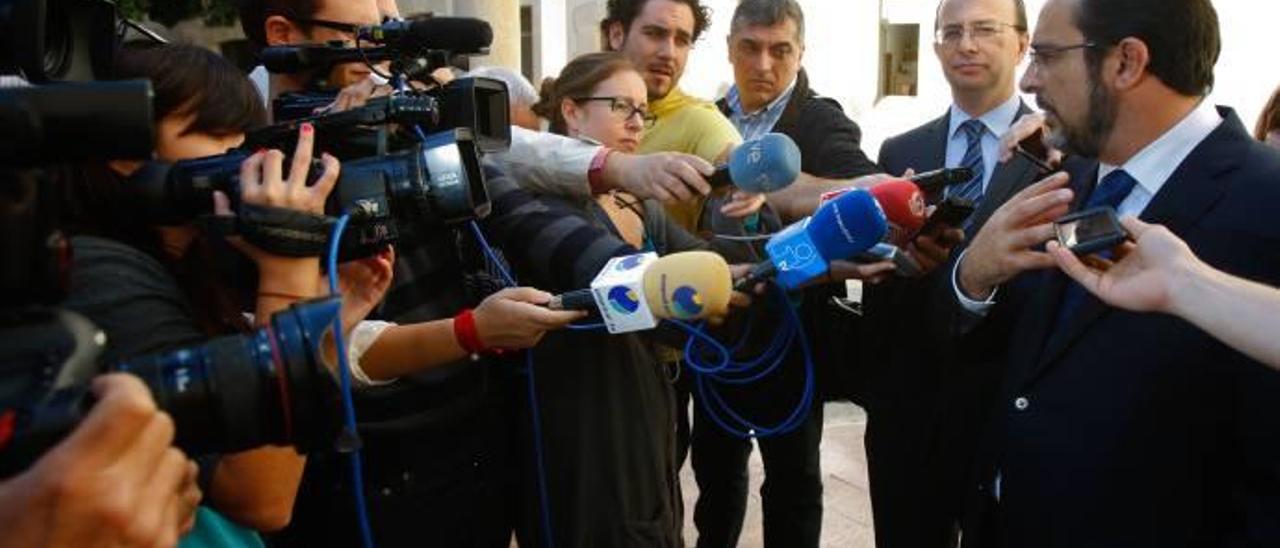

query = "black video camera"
[0, 297, 345, 478]
[261, 76, 512, 157]
[129, 127, 490, 261]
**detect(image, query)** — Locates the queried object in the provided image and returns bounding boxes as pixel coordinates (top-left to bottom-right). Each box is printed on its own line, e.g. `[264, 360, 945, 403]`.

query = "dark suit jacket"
[958, 108, 1280, 547]
[860, 101, 1044, 548]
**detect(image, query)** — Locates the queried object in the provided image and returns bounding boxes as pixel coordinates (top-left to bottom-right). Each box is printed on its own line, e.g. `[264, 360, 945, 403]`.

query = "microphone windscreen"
[641, 251, 733, 320]
[806, 188, 889, 261]
[869, 179, 927, 245]
[726, 132, 801, 193]
[407, 17, 494, 53]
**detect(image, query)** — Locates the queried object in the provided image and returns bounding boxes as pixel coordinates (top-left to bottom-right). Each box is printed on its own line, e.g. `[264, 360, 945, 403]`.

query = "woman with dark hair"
[59, 43, 337, 547]
[517, 51, 719, 548]
[1258, 83, 1280, 150]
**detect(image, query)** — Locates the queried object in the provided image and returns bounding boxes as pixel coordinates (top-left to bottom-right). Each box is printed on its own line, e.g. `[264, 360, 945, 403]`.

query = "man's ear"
[606, 21, 626, 52]
[1112, 37, 1151, 91]
[264, 14, 300, 47]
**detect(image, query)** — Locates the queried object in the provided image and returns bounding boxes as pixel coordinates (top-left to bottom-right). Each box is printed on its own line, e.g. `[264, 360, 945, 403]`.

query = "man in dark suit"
[862, 0, 1043, 546]
[950, 0, 1280, 544]
[687, 3, 882, 546]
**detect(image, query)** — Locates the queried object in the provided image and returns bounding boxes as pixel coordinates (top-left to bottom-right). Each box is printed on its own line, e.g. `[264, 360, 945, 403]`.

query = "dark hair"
[238, 0, 322, 52]
[1074, 0, 1220, 97]
[934, 0, 1028, 32]
[114, 42, 267, 136]
[1256, 84, 1280, 141]
[730, 0, 805, 43]
[532, 52, 637, 135]
[602, 0, 712, 45]
[60, 43, 268, 334]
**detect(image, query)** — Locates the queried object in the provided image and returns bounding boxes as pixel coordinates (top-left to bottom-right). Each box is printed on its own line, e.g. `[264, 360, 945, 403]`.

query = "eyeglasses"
[573, 97, 657, 128]
[934, 20, 1024, 47]
[1028, 42, 1099, 69]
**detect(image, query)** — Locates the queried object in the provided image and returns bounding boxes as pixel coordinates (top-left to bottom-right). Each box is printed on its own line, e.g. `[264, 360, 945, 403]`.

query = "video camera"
[0, 0, 347, 477]
[129, 126, 490, 261]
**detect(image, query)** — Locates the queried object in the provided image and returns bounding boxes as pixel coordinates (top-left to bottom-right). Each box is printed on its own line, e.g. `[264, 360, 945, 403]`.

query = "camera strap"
[201, 203, 335, 257]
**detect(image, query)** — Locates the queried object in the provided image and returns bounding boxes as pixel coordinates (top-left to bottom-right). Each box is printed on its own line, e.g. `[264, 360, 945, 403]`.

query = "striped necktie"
[947, 119, 987, 203]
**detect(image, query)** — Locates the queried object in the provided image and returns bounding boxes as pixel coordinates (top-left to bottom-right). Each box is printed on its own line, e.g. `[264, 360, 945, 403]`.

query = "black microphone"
[907, 167, 974, 194]
[260, 44, 394, 73]
[358, 17, 493, 55]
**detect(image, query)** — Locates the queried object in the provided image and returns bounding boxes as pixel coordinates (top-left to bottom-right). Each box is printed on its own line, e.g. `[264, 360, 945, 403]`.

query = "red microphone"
[869, 179, 927, 246]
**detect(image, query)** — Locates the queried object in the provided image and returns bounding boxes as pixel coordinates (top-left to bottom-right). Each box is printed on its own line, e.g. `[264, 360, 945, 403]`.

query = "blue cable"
[673, 284, 815, 439]
[327, 213, 376, 548]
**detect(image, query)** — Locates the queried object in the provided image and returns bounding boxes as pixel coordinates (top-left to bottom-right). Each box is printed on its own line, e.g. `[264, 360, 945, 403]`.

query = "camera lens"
[116, 298, 343, 456]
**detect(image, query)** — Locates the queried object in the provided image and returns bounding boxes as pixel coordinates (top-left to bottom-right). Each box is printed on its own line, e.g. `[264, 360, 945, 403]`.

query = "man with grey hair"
[680, 1, 880, 547]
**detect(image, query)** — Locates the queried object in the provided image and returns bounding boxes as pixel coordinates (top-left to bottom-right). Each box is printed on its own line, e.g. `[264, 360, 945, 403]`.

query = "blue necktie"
[1052, 169, 1139, 331]
[947, 119, 987, 204]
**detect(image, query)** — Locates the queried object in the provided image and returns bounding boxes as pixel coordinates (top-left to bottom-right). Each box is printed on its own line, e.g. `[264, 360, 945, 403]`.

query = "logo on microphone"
[607, 286, 641, 315]
[670, 286, 704, 318]
[615, 255, 646, 272]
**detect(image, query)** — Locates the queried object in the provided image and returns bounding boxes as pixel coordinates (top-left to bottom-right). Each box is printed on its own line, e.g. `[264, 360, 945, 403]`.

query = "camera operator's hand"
[215, 124, 340, 298]
[957, 173, 1073, 300]
[907, 225, 966, 274]
[0, 374, 200, 548]
[602, 151, 715, 204]
[473, 288, 588, 350]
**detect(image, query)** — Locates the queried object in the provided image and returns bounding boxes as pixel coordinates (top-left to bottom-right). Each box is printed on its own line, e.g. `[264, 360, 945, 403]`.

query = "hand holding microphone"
[548, 251, 735, 333]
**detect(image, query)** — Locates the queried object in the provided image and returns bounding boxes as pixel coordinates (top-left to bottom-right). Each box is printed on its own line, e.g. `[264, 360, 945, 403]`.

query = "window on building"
[880, 23, 919, 97]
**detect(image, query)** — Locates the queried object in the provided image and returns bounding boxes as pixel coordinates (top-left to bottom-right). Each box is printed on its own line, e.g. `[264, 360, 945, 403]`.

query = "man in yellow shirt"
[601, 0, 747, 230]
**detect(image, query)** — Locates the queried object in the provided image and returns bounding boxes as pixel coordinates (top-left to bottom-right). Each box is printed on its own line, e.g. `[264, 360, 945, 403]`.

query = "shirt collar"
[948, 93, 1022, 141]
[726, 76, 799, 118]
[1097, 99, 1222, 196]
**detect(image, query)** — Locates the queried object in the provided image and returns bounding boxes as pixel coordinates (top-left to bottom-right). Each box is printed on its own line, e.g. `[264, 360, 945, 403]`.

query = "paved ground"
[679, 402, 875, 547]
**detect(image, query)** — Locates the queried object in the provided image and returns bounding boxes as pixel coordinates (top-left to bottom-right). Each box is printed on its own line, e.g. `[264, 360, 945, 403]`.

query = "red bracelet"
[453, 309, 487, 355]
[588, 147, 614, 195]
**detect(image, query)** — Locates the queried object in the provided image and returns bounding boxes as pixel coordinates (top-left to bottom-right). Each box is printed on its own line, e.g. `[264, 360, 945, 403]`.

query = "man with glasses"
[948, 0, 1280, 544]
[666, 1, 880, 547]
[861, 0, 1047, 546]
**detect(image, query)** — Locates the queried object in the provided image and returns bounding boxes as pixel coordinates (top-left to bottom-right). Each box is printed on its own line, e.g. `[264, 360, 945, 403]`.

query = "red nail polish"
[300, 123, 314, 134]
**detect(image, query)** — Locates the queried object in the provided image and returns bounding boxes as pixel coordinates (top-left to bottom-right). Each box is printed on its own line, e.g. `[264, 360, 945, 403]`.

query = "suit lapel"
[1031, 108, 1250, 378]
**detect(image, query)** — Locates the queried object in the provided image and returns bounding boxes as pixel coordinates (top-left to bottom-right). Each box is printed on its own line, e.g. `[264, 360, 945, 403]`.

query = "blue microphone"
[736, 188, 889, 291]
[707, 132, 801, 193]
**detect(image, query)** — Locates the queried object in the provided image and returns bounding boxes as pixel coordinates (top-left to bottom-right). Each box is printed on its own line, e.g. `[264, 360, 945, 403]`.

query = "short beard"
[1058, 67, 1117, 158]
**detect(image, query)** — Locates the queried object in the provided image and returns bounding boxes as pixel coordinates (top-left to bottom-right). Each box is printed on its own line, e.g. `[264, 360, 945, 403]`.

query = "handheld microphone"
[736, 189, 889, 291]
[548, 252, 733, 334]
[260, 44, 394, 74]
[706, 133, 801, 193]
[358, 17, 493, 55]
[868, 179, 927, 246]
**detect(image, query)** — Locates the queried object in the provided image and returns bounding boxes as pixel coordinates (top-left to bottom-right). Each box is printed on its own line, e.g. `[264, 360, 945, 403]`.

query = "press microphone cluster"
[548, 252, 733, 334]
[735, 188, 889, 291]
[706, 133, 801, 194]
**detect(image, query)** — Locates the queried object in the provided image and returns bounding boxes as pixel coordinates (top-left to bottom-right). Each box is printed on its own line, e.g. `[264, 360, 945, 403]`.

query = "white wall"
[541, 0, 1280, 159]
